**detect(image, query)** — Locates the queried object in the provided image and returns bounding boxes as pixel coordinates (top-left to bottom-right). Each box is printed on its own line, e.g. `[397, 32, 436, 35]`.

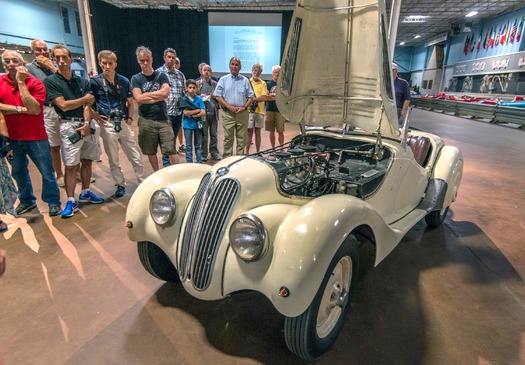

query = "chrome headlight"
[229, 214, 267, 262]
[149, 188, 176, 226]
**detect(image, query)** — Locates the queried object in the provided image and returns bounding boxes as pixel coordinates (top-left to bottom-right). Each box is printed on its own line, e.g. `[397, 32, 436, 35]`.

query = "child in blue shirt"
[181, 79, 206, 163]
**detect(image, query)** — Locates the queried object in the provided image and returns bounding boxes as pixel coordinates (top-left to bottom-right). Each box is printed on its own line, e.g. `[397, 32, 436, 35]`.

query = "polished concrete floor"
[1, 108, 524, 364]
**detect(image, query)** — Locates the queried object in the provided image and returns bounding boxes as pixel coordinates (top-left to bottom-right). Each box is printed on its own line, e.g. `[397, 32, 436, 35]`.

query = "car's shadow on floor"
[150, 216, 525, 365]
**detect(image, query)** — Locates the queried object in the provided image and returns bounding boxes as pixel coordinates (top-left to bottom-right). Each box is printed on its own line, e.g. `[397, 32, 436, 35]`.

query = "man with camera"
[90, 50, 144, 198]
[246, 63, 268, 154]
[0, 50, 62, 217]
[44, 44, 103, 218]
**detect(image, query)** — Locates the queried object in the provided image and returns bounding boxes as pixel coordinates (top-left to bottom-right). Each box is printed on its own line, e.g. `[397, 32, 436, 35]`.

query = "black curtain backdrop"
[89, 0, 292, 80]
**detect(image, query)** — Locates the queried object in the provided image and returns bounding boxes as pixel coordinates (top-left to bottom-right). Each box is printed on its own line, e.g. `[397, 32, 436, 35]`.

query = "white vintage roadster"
[125, 0, 463, 361]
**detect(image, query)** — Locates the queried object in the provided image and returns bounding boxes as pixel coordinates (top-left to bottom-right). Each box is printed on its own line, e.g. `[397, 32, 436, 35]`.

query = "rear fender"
[431, 146, 463, 211]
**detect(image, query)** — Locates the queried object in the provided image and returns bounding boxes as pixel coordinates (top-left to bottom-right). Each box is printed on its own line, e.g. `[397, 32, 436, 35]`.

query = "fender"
[126, 163, 210, 260]
[223, 194, 403, 317]
[431, 145, 463, 209]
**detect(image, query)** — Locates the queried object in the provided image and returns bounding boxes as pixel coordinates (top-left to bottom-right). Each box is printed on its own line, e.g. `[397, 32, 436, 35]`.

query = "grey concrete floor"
[0, 108, 524, 364]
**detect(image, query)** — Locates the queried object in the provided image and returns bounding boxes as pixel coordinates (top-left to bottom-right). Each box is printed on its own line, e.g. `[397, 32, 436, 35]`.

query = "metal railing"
[411, 97, 525, 127]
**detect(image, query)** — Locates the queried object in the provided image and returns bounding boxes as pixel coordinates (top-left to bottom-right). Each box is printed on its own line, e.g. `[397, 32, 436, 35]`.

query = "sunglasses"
[2, 58, 21, 64]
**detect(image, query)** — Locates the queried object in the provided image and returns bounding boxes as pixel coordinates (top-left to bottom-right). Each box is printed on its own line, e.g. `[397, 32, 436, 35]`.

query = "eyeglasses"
[2, 58, 21, 64]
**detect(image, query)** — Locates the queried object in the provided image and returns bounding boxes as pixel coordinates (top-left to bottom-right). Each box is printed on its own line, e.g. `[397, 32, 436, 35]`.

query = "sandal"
[0, 220, 7, 232]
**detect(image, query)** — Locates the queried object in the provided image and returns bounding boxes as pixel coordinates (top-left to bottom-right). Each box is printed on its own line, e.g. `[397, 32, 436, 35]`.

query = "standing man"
[26, 39, 64, 187]
[90, 50, 145, 198]
[265, 65, 286, 148]
[156, 48, 185, 167]
[132, 46, 178, 171]
[392, 63, 410, 128]
[246, 63, 268, 154]
[0, 50, 62, 216]
[214, 57, 253, 158]
[196, 63, 220, 161]
[44, 44, 103, 218]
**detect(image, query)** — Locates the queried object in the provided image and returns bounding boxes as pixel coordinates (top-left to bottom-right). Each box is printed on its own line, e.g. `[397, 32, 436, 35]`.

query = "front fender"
[223, 194, 397, 318]
[125, 163, 210, 260]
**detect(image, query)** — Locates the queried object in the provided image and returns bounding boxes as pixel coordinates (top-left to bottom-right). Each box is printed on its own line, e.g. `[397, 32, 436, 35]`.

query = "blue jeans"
[184, 128, 203, 163]
[10, 140, 61, 207]
[162, 114, 183, 167]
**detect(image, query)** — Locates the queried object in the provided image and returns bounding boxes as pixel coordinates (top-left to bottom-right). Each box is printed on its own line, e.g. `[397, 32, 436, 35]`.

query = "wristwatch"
[15, 106, 22, 114]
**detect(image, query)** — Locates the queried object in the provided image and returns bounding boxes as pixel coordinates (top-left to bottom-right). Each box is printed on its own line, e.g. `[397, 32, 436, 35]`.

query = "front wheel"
[138, 241, 180, 282]
[284, 236, 359, 361]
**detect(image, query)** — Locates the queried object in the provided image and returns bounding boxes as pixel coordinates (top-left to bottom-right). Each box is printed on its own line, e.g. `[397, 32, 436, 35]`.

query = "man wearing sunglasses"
[0, 50, 62, 217]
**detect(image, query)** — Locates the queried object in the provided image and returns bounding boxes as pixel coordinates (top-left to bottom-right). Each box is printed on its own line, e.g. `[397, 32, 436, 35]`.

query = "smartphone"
[67, 131, 82, 144]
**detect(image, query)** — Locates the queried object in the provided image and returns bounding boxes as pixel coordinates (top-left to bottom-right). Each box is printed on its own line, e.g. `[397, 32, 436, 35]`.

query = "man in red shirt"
[0, 50, 62, 216]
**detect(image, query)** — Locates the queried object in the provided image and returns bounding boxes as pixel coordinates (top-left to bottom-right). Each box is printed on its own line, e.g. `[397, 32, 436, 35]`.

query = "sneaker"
[15, 202, 37, 215]
[79, 191, 104, 204]
[212, 155, 221, 161]
[115, 185, 125, 198]
[61, 201, 78, 218]
[49, 205, 62, 216]
[179, 144, 185, 153]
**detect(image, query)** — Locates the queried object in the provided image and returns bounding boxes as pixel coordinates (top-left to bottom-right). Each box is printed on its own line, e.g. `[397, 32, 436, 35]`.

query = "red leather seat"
[406, 136, 431, 166]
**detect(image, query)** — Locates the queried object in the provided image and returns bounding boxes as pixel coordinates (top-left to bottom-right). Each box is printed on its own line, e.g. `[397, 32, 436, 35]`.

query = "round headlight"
[229, 214, 267, 262]
[149, 188, 176, 226]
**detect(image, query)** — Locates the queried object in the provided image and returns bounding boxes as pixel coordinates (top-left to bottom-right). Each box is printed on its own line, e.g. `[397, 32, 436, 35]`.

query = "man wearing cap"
[392, 63, 410, 128]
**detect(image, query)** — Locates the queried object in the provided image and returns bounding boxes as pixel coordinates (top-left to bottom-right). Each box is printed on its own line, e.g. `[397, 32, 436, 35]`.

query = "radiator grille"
[178, 173, 240, 290]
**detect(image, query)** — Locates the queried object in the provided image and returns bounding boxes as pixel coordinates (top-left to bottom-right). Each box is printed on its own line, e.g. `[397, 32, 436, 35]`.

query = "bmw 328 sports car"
[125, 0, 463, 361]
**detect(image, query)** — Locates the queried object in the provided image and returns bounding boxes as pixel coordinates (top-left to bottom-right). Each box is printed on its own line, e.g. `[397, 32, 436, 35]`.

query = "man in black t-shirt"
[131, 46, 178, 171]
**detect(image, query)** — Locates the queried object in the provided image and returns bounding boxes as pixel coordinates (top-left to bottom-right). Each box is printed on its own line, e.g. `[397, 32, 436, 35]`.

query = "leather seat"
[406, 135, 431, 166]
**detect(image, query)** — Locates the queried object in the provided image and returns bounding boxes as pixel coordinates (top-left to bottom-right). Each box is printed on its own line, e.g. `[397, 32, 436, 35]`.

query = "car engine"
[257, 134, 392, 199]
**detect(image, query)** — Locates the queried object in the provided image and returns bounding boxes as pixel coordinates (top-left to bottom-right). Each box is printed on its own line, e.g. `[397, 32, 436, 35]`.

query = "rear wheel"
[425, 207, 449, 227]
[137, 241, 179, 282]
[284, 236, 359, 361]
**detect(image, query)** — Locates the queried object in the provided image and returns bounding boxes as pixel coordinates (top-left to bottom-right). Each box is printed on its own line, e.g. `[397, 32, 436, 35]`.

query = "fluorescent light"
[466, 11, 478, 17]
[402, 15, 429, 23]
[400, 42, 406, 46]
[414, 35, 421, 39]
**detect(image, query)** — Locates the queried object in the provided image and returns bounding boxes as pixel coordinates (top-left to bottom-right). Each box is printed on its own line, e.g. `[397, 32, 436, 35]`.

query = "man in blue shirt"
[392, 63, 411, 128]
[90, 50, 144, 198]
[214, 57, 254, 158]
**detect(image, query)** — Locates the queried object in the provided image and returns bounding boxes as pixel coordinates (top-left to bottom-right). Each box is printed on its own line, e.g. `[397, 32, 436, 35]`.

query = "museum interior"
[0, 0, 524, 364]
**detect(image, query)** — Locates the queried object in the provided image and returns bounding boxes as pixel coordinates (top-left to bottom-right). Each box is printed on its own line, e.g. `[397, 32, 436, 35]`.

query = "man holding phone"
[44, 44, 104, 218]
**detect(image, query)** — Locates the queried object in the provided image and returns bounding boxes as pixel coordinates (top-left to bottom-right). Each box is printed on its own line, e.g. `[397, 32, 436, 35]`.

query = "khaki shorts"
[138, 116, 176, 155]
[44, 105, 61, 147]
[248, 112, 265, 129]
[265, 111, 285, 133]
[60, 120, 101, 166]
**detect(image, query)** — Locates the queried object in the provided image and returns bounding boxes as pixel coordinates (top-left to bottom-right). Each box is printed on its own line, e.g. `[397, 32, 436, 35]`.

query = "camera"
[109, 109, 124, 133]
[250, 100, 258, 113]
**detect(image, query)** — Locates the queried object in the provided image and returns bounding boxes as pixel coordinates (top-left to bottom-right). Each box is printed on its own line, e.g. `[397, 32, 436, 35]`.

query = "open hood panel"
[276, 0, 400, 137]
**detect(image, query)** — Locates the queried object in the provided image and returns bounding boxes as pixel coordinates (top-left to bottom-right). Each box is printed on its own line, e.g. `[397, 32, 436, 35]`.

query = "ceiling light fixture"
[466, 11, 478, 17]
[400, 42, 406, 45]
[402, 15, 429, 23]
[414, 35, 421, 39]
